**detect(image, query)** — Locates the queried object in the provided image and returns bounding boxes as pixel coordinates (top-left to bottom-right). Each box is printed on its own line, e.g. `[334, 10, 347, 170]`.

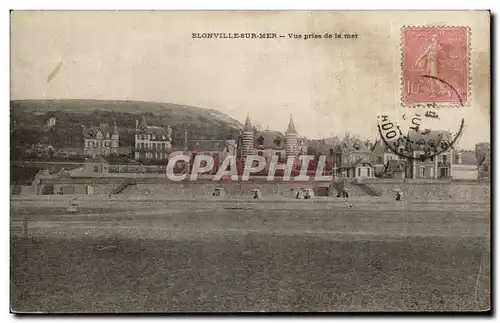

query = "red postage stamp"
[402, 26, 470, 107]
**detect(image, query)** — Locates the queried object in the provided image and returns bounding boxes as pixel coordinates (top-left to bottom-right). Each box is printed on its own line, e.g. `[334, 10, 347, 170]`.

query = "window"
[274, 137, 282, 146]
[257, 151, 264, 156]
[152, 135, 156, 140]
[443, 155, 448, 164]
[420, 167, 425, 177]
[136, 144, 140, 149]
[358, 168, 361, 177]
[377, 156, 383, 164]
[93, 166, 99, 172]
[367, 168, 371, 177]
[106, 133, 110, 139]
[256, 136, 264, 146]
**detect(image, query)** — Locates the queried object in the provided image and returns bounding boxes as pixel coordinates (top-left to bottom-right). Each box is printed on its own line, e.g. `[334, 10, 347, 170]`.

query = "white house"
[83, 121, 119, 157]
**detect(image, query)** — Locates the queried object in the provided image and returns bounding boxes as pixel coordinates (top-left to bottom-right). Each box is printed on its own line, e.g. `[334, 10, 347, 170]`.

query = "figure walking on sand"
[415, 34, 458, 97]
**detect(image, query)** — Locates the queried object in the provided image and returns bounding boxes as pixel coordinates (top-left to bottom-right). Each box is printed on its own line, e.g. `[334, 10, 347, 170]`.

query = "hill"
[10, 99, 243, 158]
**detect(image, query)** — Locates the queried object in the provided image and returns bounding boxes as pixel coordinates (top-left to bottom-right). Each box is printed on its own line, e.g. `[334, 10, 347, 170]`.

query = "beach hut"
[67, 197, 80, 213]
[392, 187, 403, 201]
[212, 187, 226, 197]
[251, 188, 262, 199]
[296, 188, 314, 200]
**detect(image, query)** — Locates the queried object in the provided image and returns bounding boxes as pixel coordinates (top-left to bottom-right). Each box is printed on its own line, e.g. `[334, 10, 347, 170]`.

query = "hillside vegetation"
[10, 99, 243, 158]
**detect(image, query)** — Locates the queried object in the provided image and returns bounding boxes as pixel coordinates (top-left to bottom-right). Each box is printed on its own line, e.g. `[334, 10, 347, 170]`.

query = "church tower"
[285, 114, 298, 158]
[242, 113, 255, 158]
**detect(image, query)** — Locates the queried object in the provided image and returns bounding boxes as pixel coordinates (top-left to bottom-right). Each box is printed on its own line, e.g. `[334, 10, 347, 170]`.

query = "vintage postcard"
[10, 11, 491, 313]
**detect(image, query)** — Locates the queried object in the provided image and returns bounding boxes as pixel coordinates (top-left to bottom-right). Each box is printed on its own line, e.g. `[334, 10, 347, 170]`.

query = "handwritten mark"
[425, 111, 440, 119]
[47, 60, 63, 83]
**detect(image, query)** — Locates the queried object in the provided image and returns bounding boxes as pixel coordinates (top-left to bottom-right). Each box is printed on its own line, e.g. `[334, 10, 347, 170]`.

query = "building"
[478, 157, 490, 181]
[475, 142, 490, 180]
[297, 137, 309, 155]
[44, 117, 57, 131]
[406, 130, 453, 179]
[223, 139, 237, 156]
[83, 156, 109, 174]
[187, 139, 227, 153]
[83, 121, 119, 158]
[237, 114, 301, 172]
[333, 134, 374, 179]
[371, 140, 400, 165]
[370, 139, 401, 177]
[134, 116, 173, 160]
[307, 137, 340, 157]
[384, 160, 407, 179]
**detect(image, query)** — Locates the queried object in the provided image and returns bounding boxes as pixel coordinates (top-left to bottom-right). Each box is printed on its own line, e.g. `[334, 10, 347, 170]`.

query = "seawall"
[12, 176, 490, 202]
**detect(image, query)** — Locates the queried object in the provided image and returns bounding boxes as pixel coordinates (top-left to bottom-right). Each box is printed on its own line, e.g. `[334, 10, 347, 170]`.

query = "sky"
[10, 11, 490, 149]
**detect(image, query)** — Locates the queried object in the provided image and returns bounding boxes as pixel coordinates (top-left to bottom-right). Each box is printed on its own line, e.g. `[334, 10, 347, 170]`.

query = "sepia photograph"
[9, 10, 491, 313]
